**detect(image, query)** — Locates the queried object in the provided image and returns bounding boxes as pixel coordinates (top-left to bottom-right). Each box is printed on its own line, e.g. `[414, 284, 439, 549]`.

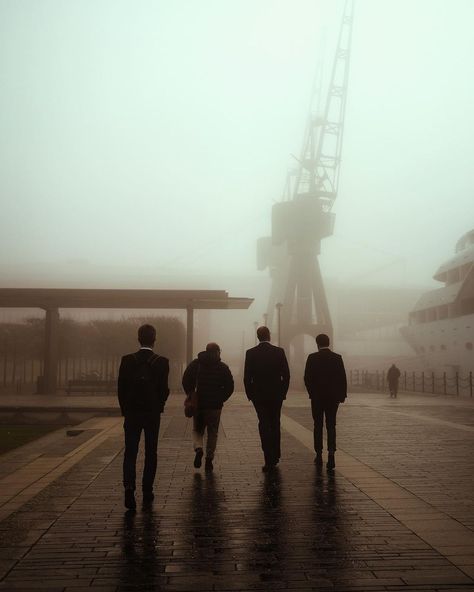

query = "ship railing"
[349, 369, 473, 397]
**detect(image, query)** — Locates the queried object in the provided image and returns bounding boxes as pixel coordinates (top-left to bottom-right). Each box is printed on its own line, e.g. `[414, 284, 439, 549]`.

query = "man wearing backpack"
[118, 324, 169, 509]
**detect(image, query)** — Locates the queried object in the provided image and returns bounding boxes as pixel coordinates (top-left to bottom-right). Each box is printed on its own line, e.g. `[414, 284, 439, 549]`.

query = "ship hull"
[401, 313, 474, 375]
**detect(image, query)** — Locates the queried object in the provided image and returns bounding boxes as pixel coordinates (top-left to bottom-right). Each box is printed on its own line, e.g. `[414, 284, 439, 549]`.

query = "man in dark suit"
[244, 326, 290, 471]
[304, 333, 347, 471]
[118, 324, 169, 509]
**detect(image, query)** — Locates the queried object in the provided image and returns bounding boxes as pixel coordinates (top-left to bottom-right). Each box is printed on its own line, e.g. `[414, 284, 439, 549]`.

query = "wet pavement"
[0, 391, 474, 591]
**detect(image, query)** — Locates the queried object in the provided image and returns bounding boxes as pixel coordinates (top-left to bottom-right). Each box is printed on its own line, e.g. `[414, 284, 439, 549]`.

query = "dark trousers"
[311, 399, 339, 453]
[123, 414, 161, 492]
[252, 399, 283, 465]
[389, 382, 398, 397]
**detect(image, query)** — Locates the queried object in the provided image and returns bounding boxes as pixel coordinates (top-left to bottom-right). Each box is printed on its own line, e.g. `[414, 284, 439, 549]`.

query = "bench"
[66, 380, 116, 395]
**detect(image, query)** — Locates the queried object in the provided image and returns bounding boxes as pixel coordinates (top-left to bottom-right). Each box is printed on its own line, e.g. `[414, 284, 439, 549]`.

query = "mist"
[1, 0, 474, 373]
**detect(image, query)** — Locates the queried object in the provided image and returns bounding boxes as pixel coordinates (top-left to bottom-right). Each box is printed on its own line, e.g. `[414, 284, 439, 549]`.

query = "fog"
[1, 0, 473, 290]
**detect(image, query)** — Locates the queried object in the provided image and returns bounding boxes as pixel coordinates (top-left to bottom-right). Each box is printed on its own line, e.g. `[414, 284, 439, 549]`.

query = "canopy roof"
[0, 288, 253, 311]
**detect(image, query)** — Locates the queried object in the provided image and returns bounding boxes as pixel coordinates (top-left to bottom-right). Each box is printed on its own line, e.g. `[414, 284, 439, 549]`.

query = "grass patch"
[0, 425, 59, 455]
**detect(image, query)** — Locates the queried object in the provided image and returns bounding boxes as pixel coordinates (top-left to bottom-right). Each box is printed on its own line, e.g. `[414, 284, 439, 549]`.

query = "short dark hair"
[206, 342, 220, 353]
[316, 333, 330, 348]
[257, 326, 270, 342]
[138, 324, 156, 346]
[206, 342, 221, 360]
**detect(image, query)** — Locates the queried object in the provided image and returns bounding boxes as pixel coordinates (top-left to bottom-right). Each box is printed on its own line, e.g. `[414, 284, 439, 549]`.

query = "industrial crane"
[257, 0, 354, 373]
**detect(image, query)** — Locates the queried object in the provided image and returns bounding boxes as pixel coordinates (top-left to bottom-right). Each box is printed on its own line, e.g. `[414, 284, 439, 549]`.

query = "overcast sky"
[1, 0, 473, 294]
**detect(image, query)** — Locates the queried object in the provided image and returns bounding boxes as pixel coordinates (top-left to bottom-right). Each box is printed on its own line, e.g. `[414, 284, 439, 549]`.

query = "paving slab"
[0, 392, 473, 591]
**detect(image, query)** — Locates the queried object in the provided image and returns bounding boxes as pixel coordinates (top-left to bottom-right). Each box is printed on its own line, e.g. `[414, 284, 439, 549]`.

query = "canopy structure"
[0, 288, 254, 393]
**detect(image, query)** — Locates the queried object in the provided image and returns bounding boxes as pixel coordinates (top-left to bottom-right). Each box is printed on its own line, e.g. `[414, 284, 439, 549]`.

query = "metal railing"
[349, 369, 473, 397]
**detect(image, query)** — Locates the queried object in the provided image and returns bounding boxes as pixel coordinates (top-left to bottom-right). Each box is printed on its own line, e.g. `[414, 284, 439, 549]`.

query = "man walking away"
[182, 343, 234, 472]
[304, 334, 346, 472]
[387, 364, 401, 398]
[244, 326, 290, 472]
[118, 324, 169, 510]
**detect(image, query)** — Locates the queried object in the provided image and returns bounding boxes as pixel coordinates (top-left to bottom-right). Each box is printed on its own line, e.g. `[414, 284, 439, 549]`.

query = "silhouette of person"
[244, 326, 290, 472]
[118, 324, 169, 509]
[121, 507, 162, 588]
[304, 333, 347, 472]
[182, 342, 234, 472]
[188, 472, 226, 571]
[387, 363, 401, 398]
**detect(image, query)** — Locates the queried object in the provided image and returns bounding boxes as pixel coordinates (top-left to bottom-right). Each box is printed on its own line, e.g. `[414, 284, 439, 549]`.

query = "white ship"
[401, 229, 474, 375]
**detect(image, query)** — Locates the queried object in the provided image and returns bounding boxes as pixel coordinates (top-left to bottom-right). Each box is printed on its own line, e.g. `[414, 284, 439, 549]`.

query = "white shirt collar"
[140, 346, 154, 351]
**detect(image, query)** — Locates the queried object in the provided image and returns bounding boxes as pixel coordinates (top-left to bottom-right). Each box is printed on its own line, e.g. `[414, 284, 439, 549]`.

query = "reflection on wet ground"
[121, 508, 162, 588]
[1, 395, 473, 590]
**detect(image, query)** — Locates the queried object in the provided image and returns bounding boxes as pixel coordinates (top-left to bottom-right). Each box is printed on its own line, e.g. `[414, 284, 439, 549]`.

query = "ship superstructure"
[401, 229, 474, 374]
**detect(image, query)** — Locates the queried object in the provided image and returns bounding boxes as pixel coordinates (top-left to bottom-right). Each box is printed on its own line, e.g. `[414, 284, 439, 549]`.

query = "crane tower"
[257, 0, 354, 371]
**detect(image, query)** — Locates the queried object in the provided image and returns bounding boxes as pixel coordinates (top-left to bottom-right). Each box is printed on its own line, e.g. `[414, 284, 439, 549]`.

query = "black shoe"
[124, 489, 136, 510]
[143, 491, 154, 504]
[314, 453, 323, 467]
[327, 454, 335, 472]
[194, 448, 203, 468]
[205, 458, 213, 472]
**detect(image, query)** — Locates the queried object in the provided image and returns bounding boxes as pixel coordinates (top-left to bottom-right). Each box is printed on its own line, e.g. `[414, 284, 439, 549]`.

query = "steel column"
[186, 305, 194, 365]
[42, 308, 60, 394]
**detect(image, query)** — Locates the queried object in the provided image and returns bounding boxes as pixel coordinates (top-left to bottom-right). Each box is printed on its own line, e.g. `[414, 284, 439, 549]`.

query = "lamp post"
[275, 303, 283, 346]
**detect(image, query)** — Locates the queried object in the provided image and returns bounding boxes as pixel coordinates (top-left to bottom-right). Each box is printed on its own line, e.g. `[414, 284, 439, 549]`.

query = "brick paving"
[306, 402, 474, 531]
[0, 392, 473, 591]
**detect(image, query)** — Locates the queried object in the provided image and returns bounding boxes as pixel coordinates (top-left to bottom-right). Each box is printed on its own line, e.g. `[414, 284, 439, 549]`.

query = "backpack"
[131, 353, 159, 411]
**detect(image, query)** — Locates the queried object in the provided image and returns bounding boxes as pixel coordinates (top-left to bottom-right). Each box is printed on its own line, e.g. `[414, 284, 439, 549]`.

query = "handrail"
[349, 369, 473, 397]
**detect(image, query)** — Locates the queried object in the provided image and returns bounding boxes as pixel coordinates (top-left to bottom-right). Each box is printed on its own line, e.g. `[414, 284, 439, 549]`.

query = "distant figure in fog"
[244, 326, 290, 472]
[387, 364, 401, 398]
[304, 334, 347, 472]
[182, 343, 234, 472]
[118, 324, 169, 510]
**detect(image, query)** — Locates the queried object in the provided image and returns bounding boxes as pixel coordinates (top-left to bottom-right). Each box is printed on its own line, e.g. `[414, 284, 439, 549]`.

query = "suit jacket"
[117, 349, 170, 417]
[304, 348, 347, 403]
[244, 341, 290, 402]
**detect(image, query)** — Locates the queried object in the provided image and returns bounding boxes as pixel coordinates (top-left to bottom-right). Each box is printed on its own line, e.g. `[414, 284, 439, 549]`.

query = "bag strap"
[132, 352, 160, 366]
[148, 353, 160, 367]
[195, 362, 201, 391]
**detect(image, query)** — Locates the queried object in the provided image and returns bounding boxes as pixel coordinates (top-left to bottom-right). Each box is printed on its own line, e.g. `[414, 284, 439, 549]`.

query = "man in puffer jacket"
[182, 342, 234, 472]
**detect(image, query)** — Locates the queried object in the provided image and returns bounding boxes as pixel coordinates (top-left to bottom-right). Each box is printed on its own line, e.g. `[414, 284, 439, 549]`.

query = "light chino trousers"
[192, 408, 222, 460]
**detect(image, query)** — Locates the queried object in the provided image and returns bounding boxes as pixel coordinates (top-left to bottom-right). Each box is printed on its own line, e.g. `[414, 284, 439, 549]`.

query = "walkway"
[0, 391, 473, 591]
